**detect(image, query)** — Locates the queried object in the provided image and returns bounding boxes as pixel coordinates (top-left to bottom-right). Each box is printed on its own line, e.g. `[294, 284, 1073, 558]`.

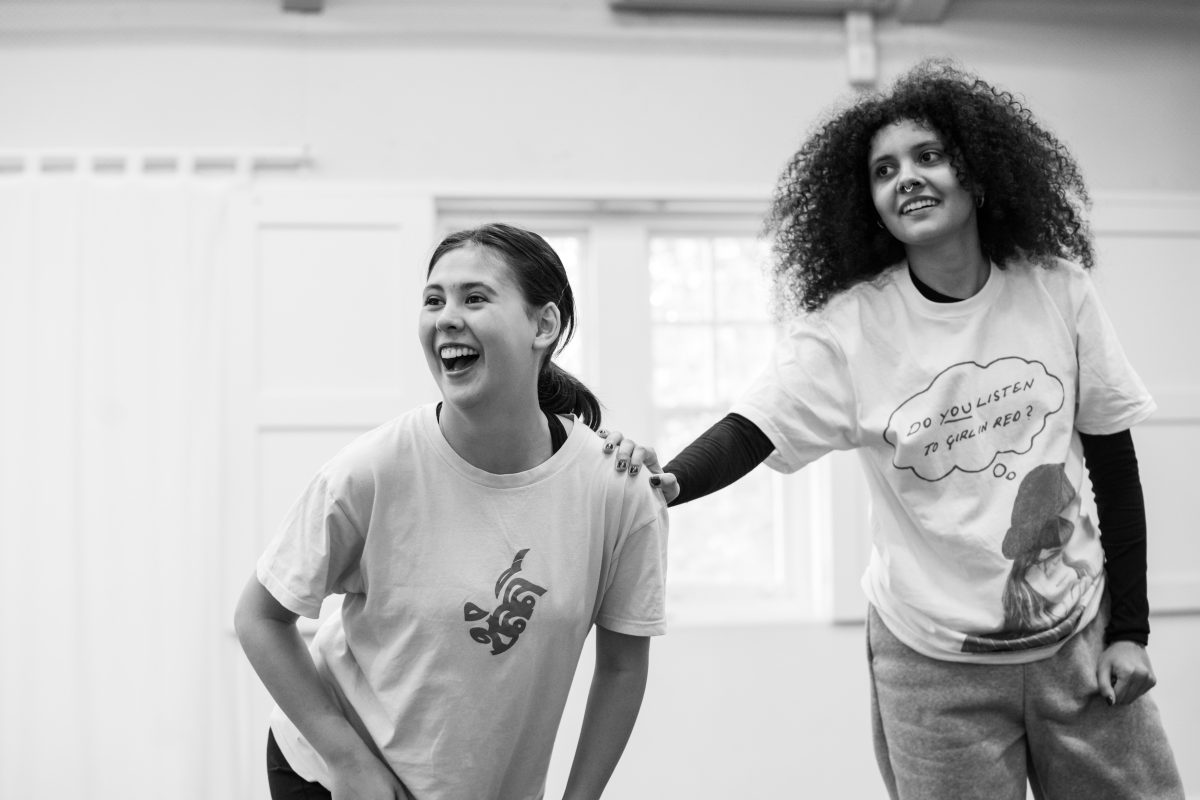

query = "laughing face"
[419, 244, 545, 414]
[867, 118, 979, 251]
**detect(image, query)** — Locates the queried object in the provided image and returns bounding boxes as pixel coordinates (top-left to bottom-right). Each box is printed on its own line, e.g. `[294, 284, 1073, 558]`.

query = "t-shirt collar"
[900, 260, 1003, 317]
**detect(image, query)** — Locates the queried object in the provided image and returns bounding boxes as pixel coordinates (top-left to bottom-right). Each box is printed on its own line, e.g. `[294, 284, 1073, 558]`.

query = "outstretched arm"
[561, 626, 650, 800]
[601, 413, 773, 506]
[660, 413, 773, 505]
[233, 575, 409, 799]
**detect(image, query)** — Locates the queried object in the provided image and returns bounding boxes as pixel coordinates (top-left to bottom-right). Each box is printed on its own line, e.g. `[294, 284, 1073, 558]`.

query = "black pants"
[267, 730, 333, 800]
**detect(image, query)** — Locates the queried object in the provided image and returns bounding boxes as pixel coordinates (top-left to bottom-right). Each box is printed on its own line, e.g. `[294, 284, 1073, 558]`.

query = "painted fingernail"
[1106, 696, 1114, 706]
[617, 460, 628, 470]
[649, 476, 661, 487]
[598, 429, 609, 437]
[604, 443, 614, 452]
[629, 466, 641, 476]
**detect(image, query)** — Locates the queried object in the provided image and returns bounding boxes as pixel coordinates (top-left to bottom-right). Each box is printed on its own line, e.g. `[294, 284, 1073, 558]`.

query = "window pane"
[649, 237, 713, 322]
[712, 237, 772, 321]
[715, 323, 773, 404]
[667, 471, 776, 585]
[543, 233, 586, 380]
[657, 410, 778, 587]
[652, 324, 714, 408]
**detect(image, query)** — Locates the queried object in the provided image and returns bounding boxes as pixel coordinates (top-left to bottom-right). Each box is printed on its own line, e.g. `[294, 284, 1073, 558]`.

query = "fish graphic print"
[463, 549, 548, 655]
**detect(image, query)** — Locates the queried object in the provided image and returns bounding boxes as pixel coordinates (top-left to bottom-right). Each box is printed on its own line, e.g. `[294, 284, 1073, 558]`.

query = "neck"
[438, 396, 552, 474]
[906, 240, 990, 300]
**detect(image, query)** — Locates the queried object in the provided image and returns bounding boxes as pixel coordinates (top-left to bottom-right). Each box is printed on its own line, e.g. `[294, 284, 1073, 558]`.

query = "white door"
[224, 184, 437, 800]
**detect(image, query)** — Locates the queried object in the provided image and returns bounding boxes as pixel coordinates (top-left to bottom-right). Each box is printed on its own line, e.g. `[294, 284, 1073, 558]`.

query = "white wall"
[1, 2, 1198, 192]
[2, 2, 1198, 798]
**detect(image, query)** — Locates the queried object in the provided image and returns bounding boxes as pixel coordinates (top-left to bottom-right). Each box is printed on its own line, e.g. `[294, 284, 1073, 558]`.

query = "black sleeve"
[662, 413, 774, 506]
[1079, 429, 1150, 647]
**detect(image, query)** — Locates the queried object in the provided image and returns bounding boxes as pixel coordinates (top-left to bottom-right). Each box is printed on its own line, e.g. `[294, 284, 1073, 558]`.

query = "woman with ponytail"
[235, 223, 668, 800]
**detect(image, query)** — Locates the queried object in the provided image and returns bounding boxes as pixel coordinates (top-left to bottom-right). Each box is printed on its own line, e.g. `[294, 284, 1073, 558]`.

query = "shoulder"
[561, 423, 664, 518]
[1003, 257, 1097, 320]
[1006, 256, 1089, 290]
[778, 264, 905, 353]
[315, 406, 431, 498]
[558, 421, 618, 479]
[821, 263, 906, 324]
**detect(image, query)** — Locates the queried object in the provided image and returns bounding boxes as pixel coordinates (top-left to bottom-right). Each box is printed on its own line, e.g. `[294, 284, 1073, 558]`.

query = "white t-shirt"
[257, 404, 668, 799]
[733, 259, 1154, 663]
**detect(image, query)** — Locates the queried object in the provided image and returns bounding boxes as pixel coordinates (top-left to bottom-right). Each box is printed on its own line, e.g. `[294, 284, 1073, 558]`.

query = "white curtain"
[0, 171, 245, 799]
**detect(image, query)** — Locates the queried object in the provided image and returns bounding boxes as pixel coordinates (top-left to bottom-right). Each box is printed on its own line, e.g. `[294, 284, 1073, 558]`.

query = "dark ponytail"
[538, 361, 602, 431]
[428, 223, 604, 430]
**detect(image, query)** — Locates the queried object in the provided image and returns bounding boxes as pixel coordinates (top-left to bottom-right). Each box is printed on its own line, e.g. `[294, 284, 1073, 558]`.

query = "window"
[540, 233, 586, 380]
[439, 201, 834, 623]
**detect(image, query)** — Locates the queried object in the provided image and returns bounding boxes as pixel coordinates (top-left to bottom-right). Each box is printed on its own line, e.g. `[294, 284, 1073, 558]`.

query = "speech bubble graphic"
[885, 357, 1065, 482]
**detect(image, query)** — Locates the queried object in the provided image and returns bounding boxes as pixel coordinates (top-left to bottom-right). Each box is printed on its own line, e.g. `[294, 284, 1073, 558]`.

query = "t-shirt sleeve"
[731, 316, 859, 473]
[1072, 269, 1156, 434]
[255, 470, 367, 619]
[595, 495, 669, 637]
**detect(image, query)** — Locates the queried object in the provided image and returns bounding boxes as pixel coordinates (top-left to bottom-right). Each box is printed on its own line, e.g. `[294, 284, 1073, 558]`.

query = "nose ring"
[900, 180, 917, 194]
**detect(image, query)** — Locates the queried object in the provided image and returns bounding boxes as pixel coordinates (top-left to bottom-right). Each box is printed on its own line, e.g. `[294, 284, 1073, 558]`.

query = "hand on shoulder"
[597, 429, 680, 504]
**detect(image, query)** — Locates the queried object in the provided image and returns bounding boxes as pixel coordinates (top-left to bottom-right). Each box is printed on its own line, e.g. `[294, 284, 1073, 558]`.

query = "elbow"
[232, 594, 254, 647]
[233, 575, 300, 648]
[232, 575, 270, 647]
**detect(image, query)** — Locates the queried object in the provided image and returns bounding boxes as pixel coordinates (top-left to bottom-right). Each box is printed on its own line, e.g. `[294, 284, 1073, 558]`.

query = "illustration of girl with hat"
[1000, 462, 1098, 637]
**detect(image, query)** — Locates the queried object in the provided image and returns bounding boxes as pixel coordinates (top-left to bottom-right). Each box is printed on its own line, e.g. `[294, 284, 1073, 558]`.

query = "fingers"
[615, 440, 637, 473]
[1096, 659, 1118, 706]
[596, 430, 668, 482]
[639, 446, 663, 474]
[626, 445, 659, 477]
[1107, 667, 1139, 706]
[1097, 642, 1158, 706]
[1128, 672, 1156, 704]
[598, 429, 624, 458]
[648, 471, 681, 504]
[1112, 665, 1157, 705]
[597, 430, 647, 475]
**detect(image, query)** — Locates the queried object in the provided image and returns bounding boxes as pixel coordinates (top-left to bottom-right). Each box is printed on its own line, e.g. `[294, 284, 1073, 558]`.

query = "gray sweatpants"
[867, 603, 1184, 800]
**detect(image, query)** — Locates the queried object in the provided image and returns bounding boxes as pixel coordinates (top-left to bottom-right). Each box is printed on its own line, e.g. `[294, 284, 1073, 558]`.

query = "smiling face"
[868, 118, 978, 251]
[419, 245, 547, 415]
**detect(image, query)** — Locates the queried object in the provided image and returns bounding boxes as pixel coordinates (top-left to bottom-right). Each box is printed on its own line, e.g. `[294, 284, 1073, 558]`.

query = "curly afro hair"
[765, 59, 1094, 315]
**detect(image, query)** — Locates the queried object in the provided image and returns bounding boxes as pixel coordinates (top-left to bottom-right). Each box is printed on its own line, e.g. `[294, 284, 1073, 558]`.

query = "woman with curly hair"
[604, 60, 1183, 798]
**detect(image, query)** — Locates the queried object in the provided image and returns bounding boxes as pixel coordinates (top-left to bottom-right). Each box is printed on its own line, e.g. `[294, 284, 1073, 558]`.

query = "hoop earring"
[976, 194, 985, 209]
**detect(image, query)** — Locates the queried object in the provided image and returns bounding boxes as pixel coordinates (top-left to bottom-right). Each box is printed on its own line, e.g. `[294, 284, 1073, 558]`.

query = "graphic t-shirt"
[256, 404, 668, 798]
[732, 259, 1154, 663]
